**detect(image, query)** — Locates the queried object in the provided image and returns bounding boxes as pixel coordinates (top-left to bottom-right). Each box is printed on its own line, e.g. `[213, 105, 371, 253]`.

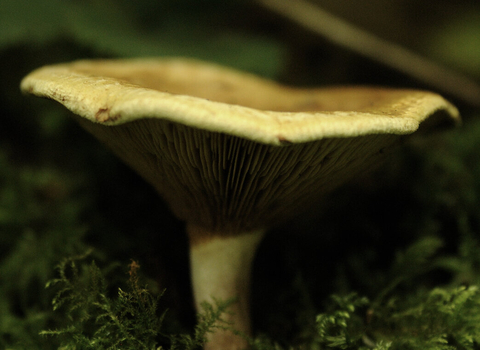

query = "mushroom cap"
[21, 58, 460, 233]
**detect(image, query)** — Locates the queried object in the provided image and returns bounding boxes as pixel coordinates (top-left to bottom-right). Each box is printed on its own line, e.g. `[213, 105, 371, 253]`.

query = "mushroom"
[21, 58, 459, 350]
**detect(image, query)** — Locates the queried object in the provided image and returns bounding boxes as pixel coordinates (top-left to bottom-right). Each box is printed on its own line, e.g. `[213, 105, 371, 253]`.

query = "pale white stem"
[188, 225, 265, 350]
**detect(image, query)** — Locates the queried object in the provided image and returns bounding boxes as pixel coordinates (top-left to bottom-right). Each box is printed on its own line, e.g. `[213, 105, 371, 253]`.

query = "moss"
[14, 233, 480, 350]
[39, 254, 238, 350]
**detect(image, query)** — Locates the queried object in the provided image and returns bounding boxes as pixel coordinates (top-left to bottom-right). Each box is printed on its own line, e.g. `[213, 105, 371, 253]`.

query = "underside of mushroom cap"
[21, 58, 460, 233]
[75, 116, 403, 233]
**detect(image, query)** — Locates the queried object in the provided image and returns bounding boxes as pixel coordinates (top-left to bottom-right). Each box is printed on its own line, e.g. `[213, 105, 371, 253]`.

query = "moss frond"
[314, 293, 370, 349]
[40, 254, 233, 350]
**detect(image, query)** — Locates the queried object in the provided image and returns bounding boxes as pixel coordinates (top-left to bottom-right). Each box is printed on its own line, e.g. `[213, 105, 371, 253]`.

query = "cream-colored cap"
[21, 58, 460, 233]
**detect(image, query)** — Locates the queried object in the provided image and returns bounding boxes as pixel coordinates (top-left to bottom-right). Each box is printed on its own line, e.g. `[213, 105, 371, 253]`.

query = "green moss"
[40, 255, 165, 349]
[25, 234, 480, 350]
[39, 253, 237, 350]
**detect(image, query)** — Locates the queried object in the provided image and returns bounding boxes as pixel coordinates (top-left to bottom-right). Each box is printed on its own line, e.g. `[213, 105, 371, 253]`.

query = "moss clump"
[32, 235, 480, 350]
[40, 254, 236, 350]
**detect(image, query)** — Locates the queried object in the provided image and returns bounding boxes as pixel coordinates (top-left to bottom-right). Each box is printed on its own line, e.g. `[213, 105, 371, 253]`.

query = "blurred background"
[1, 0, 480, 348]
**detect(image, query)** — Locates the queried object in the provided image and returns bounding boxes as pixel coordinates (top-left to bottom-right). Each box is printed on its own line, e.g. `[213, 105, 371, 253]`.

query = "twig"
[258, 0, 480, 107]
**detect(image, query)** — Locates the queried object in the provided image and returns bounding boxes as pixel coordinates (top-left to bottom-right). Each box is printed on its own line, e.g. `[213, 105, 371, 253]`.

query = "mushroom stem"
[188, 225, 265, 350]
